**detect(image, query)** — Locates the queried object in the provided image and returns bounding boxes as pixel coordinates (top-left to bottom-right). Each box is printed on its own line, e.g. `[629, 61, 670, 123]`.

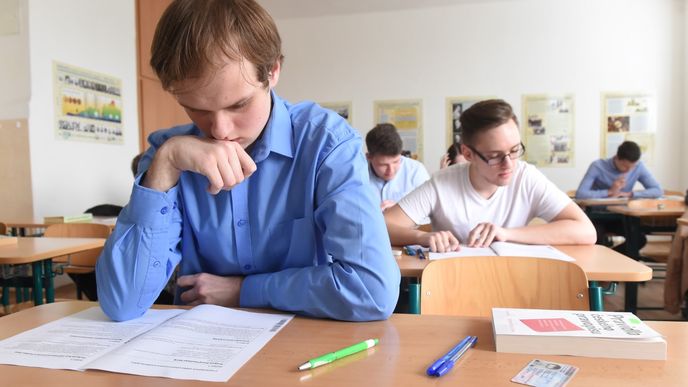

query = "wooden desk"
[0, 237, 105, 305]
[607, 204, 686, 312]
[396, 245, 652, 312]
[2, 217, 117, 236]
[396, 244, 651, 281]
[575, 197, 629, 210]
[0, 301, 685, 387]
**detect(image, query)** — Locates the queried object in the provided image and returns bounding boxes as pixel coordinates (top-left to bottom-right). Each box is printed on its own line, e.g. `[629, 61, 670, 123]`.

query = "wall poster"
[522, 94, 575, 167]
[373, 99, 423, 160]
[320, 101, 353, 124]
[53, 61, 123, 144]
[601, 93, 655, 164]
[445, 97, 486, 147]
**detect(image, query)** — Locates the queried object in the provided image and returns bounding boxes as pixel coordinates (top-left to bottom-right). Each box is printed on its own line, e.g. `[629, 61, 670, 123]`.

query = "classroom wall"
[0, 0, 29, 119]
[272, 0, 685, 192]
[26, 0, 139, 217]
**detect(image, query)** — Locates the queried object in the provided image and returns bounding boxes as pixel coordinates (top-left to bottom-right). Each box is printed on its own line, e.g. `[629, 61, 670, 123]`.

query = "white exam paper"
[0, 306, 293, 382]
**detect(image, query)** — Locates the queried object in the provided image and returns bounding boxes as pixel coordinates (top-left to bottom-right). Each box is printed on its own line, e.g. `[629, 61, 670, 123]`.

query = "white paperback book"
[429, 242, 575, 262]
[492, 308, 666, 360]
[0, 306, 293, 382]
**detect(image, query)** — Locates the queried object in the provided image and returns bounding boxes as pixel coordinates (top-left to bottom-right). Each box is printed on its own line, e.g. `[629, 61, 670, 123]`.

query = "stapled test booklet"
[428, 242, 575, 262]
[0, 305, 293, 382]
[492, 308, 666, 360]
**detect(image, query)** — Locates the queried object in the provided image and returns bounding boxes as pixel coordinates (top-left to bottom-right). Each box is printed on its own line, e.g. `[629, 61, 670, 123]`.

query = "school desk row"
[0, 301, 685, 386]
[0, 233, 651, 314]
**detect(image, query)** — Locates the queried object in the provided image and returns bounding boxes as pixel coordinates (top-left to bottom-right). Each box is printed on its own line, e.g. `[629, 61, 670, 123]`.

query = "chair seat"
[640, 241, 672, 263]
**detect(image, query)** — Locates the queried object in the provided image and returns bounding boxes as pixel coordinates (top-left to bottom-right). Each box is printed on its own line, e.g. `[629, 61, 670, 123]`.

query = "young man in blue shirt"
[575, 141, 662, 199]
[96, 0, 399, 322]
[576, 140, 662, 249]
[366, 123, 430, 211]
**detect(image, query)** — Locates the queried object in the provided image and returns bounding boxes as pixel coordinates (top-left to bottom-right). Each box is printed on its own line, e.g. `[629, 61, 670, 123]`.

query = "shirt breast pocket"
[267, 217, 317, 268]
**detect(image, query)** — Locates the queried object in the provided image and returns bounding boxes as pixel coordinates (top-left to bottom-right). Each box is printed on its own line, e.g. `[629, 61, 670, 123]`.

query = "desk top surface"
[396, 244, 652, 282]
[0, 301, 685, 387]
[0, 237, 105, 263]
[1, 216, 117, 229]
[606, 205, 686, 217]
[575, 197, 630, 208]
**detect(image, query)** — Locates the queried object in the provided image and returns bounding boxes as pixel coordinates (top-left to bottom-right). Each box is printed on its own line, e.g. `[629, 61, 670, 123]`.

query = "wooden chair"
[0, 222, 6, 235]
[43, 223, 111, 299]
[420, 256, 589, 317]
[639, 216, 688, 268]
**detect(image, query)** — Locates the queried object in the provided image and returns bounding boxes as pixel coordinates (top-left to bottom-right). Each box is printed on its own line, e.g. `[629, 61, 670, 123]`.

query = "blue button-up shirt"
[96, 92, 400, 322]
[368, 157, 430, 203]
[575, 157, 662, 199]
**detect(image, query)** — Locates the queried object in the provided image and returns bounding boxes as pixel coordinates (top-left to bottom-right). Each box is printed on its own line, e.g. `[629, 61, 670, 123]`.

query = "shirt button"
[237, 219, 248, 227]
[160, 206, 169, 214]
[153, 261, 161, 267]
[244, 264, 252, 270]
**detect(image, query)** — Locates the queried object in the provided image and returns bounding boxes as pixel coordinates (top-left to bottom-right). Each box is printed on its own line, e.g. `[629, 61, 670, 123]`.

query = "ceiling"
[257, 0, 511, 19]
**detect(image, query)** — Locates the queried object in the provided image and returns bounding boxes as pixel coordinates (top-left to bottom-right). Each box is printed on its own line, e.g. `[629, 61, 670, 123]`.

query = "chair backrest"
[420, 256, 589, 317]
[663, 189, 683, 197]
[84, 204, 123, 217]
[44, 223, 111, 266]
[0, 222, 6, 235]
[627, 199, 685, 210]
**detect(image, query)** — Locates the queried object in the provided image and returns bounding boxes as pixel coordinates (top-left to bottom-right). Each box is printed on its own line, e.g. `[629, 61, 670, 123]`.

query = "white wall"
[273, 0, 684, 192]
[0, 0, 29, 119]
[27, 0, 139, 217]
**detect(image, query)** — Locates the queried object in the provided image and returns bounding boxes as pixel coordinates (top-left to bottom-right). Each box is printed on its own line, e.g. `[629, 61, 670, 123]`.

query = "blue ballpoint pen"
[433, 336, 478, 377]
[426, 336, 472, 376]
[416, 248, 426, 260]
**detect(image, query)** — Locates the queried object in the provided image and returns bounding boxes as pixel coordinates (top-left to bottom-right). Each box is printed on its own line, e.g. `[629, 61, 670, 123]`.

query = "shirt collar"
[251, 90, 294, 162]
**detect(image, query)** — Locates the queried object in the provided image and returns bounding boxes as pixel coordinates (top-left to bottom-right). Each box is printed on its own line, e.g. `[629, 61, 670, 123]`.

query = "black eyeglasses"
[466, 142, 526, 166]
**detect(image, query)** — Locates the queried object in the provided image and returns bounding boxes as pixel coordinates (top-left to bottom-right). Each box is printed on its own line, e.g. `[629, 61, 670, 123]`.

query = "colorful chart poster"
[320, 101, 353, 124]
[373, 99, 423, 160]
[601, 93, 654, 164]
[522, 94, 575, 167]
[445, 97, 487, 147]
[53, 61, 123, 144]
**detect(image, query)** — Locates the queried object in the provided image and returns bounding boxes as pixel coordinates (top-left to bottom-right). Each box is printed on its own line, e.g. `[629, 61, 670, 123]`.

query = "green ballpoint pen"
[298, 338, 379, 370]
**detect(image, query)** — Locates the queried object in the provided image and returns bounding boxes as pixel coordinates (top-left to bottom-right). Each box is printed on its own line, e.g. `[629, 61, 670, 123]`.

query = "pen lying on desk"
[426, 336, 478, 377]
[298, 338, 378, 370]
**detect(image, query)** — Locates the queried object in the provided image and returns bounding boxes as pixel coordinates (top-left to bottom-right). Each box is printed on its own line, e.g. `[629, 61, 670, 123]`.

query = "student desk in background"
[0, 301, 685, 386]
[606, 203, 686, 313]
[0, 237, 105, 305]
[396, 245, 652, 313]
[2, 217, 117, 236]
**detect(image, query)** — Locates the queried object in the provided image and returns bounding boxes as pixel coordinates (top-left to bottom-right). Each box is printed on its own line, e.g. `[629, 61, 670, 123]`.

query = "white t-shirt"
[398, 161, 571, 243]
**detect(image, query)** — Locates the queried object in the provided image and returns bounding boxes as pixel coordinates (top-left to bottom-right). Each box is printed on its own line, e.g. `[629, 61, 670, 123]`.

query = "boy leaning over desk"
[384, 99, 596, 252]
[96, 0, 400, 322]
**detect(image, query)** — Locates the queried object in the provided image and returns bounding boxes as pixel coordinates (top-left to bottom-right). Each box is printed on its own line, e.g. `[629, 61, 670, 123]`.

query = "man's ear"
[460, 143, 473, 162]
[268, 61, 281, 88]
[365, 152, 371, 161]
